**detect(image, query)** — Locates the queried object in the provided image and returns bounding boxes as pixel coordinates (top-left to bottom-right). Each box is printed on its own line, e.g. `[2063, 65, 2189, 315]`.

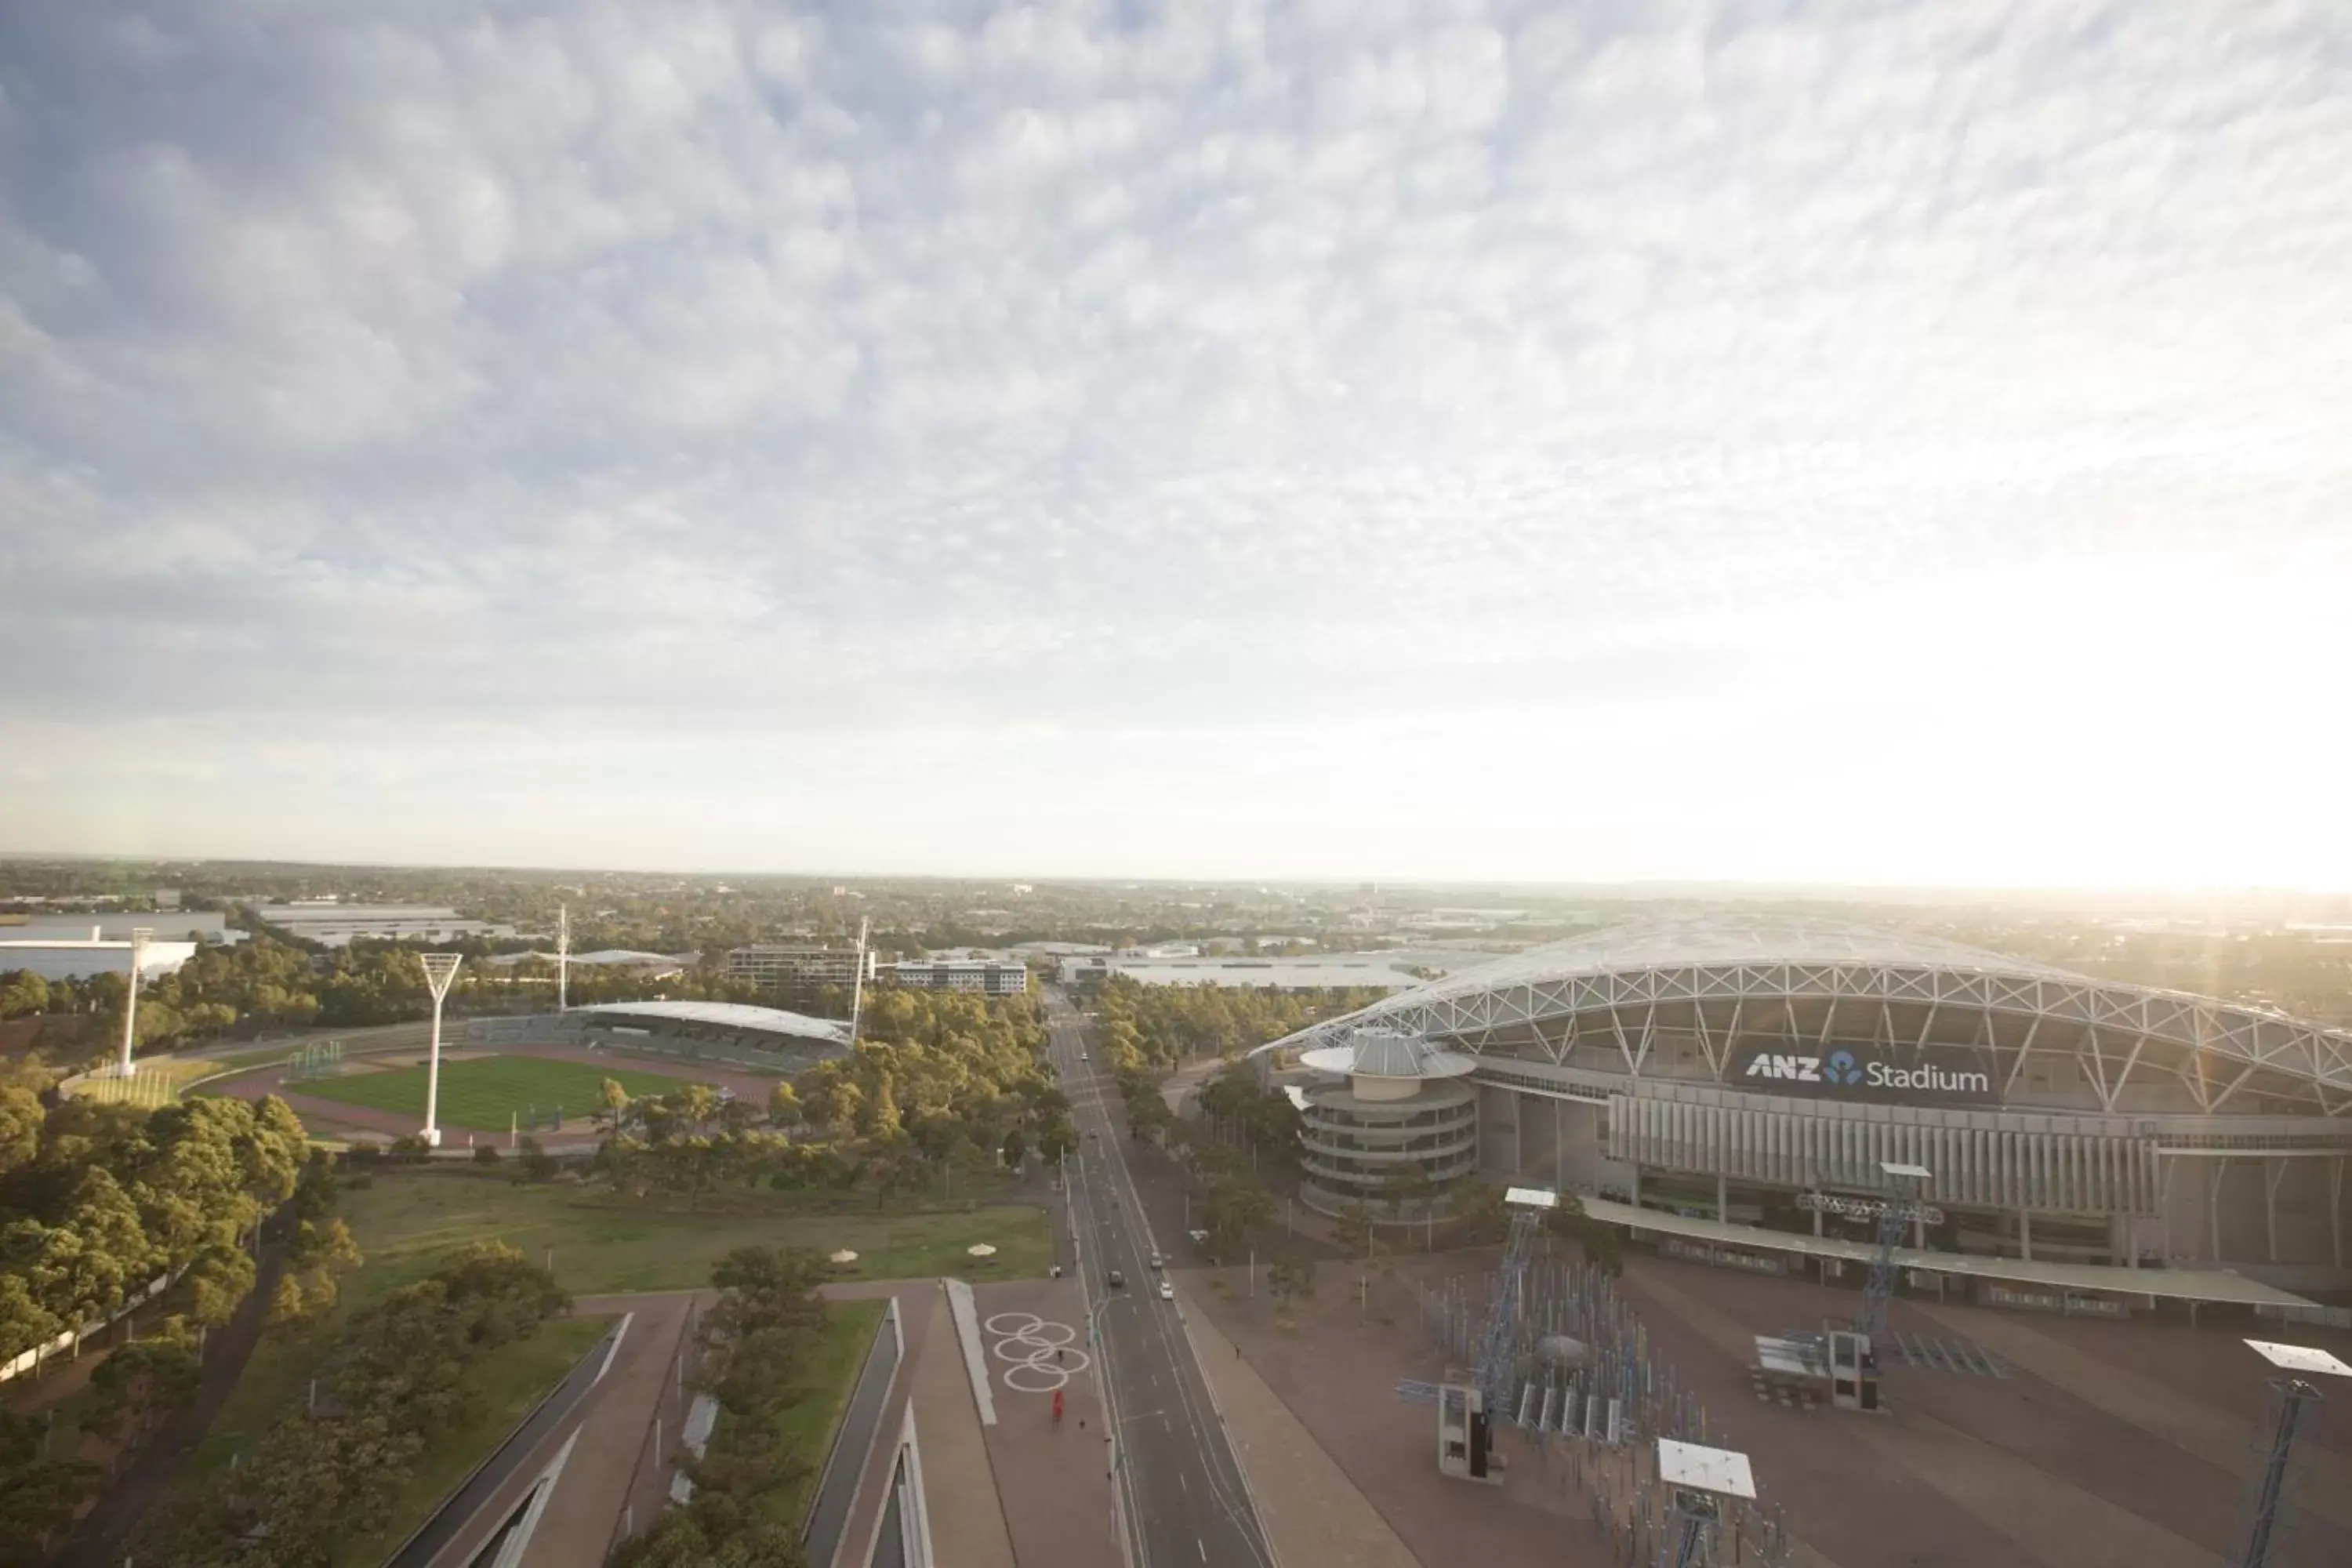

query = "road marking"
[1198, 1541, 1207, 1562]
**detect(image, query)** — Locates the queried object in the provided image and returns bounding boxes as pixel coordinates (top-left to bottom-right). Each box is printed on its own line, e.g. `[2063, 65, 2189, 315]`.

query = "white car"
[1158, 1280, 1174, 1301]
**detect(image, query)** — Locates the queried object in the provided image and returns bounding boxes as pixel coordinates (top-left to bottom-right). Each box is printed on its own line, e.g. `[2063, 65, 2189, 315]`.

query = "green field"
[336, 1315, 610, 1566]
[762, 1298, 887, 1527]
[195, 1174, 1047, 1509]
[291, 1054, 704, 1129]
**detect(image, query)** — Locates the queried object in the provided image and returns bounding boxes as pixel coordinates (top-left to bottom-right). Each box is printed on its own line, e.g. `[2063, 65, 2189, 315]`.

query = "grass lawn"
[332, 1314, 610, 1566]
[76, 1055, 227, 1106]
[334, 1173, 1054, 1291]
[197, 1174, 1045, 1485]
[292, 1054, 704, 1130]
[761, 1298, 887, 1528]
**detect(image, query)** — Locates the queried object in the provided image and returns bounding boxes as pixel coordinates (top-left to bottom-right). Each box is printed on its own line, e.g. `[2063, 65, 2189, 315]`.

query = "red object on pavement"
[1053, 1388, 1065, 1422]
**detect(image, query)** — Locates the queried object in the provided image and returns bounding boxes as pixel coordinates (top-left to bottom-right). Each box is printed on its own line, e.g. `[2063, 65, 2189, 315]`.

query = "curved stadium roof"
[573, 998, 849, 1045]
[1259, 916, 2352, 1103]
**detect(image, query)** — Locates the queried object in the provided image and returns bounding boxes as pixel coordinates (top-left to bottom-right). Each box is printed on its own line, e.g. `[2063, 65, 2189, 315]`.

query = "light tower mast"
[116, 927, 152, 1077]
[848, 916, 870, 1044]
[418, 953, 463, 1148]
[556, 903, 570, 1014]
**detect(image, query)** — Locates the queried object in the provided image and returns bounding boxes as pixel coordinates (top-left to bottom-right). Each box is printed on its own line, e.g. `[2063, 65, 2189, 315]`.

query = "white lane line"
[1197, 1541, 1207, 1562]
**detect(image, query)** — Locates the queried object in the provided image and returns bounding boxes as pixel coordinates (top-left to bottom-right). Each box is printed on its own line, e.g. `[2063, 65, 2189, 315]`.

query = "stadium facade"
[1261, 918, 2352, 1290]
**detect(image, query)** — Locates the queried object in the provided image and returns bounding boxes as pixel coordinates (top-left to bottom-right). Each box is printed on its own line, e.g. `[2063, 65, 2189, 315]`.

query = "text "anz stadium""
[1743, 1053, 1992, 1095]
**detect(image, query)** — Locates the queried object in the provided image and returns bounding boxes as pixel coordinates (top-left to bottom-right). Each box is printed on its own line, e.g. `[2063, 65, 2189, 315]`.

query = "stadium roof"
[572, 999, 849, 1045]
[1255, 915, 2352, 1100]
[1406, 916, 2087, 1000]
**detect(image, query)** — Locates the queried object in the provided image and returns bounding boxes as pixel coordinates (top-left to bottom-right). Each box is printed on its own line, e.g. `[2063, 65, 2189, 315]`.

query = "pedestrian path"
[1181, 1298, 1418, 1568]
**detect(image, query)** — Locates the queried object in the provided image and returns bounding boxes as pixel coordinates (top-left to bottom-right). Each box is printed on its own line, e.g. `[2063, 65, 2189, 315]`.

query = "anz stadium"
[1261, 917, 2352, 1308]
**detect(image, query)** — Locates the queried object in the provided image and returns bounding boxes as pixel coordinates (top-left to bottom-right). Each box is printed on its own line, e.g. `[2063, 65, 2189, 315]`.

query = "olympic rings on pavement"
[984, 1310, 1090, 1393]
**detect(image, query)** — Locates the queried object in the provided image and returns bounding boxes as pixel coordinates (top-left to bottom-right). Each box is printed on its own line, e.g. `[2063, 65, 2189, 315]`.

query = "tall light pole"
[848, 916, 871, 1044]
[116, 926, 152, 1078]
[2236, 1339, 2352, 1568]
[556, 903, 569, 1014]
[419, 953, 463, 1148]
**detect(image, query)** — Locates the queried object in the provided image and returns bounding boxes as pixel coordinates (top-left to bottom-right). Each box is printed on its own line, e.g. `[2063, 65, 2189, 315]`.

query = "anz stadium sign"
[1734, 1046, 1997, 1105]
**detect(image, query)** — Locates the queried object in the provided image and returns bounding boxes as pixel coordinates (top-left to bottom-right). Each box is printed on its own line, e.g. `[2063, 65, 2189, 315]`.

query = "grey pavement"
[974, 1275, 1119, 1568]
[1047, 989, 1276, 1568]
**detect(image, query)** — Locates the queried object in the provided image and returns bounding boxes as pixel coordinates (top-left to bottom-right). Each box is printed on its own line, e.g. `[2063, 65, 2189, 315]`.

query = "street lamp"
[419, 953, 463, 1148]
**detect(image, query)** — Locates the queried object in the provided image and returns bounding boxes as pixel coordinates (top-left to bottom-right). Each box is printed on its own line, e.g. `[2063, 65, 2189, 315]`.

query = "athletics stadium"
[1258, 916, 2352, 1314]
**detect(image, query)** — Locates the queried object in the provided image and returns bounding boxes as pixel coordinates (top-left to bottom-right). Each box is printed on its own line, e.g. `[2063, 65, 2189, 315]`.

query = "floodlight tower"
[2235, 1339, 2352, 1568]
[1657, 1437, 1758, 1568]
[418, 953, 463, 1148]
[556, 903, 570, 1014]
[1856, 1163, 1935, 1345]
[115, 926, 153, 1077]
[848, 916, 870, 1045]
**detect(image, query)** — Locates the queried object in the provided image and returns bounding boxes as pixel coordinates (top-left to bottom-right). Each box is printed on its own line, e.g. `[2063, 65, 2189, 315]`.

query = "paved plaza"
[1171, 1246, 2352, 1568]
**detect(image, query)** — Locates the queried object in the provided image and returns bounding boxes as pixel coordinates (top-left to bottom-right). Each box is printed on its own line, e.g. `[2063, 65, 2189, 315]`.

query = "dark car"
[1108, 1269, 1125, 1288]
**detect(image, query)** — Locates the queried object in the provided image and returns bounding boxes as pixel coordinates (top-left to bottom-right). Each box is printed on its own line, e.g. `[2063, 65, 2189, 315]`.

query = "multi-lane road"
[1046, 989, 1276, 1568]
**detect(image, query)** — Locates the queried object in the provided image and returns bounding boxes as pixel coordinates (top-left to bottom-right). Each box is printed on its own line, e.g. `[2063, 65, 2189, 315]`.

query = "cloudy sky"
[4, 1, 2349, 887]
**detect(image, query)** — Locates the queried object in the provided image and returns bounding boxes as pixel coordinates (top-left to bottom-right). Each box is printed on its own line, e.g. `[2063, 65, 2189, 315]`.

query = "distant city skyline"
[4, 3, 2348, 889]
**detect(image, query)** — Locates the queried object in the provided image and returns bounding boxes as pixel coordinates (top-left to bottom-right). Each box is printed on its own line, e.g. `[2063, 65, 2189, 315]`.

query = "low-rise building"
[724, 945, 877, 989]
[888, 957, 1029, 996]
[249, 902, 515, 947]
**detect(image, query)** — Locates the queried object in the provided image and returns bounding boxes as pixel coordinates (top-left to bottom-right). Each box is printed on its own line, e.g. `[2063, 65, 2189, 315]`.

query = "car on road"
[1158, 1280, 1174, 1301]
[1080, 1051, 1089, 1061]
[1107, 1269, 1125, 1288]
[1149, 1252, 1163, 1269]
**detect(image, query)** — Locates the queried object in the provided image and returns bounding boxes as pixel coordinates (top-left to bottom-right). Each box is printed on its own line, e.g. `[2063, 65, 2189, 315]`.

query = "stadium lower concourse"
[1261, 917, 2352, 1301]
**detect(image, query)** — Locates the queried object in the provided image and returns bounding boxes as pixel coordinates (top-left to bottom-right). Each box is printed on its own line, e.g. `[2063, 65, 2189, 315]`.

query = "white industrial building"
[888, 957, 1029, 996]
[1058, 954, 1423, 992]
[0, 912, 239, 982]
[249, 902, 515, 947]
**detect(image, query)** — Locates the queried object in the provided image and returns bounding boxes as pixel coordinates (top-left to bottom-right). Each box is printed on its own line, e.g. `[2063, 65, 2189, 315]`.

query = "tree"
[599, 1077, 631, 1130]
[85, 1335, 201, 1453]
[266, 1272, 307, 1325]
[0, 1085, 42, 1177]
[0, 970, 49, 1021]
[517, 1136, 557, 1182]
[766, 1081, 801, 1131]
[1331, 1201, 1377, 1261]
[1200, 1174, 1274, 1257]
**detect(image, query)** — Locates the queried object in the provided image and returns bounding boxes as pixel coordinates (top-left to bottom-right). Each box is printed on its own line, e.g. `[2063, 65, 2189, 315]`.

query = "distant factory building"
[0, 912, 238, 982]
[1056, 954, 1421, 992]
[248, 902, 516, 948]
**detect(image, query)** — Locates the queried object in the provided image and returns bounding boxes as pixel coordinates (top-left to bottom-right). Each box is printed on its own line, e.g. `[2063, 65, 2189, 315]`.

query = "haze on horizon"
[4, 2, 2349, 891]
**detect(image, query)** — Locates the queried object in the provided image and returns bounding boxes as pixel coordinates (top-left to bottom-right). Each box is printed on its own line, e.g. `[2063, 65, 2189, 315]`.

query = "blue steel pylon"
[2236, 1376, 2323, 1568]
[1855, 1169, 1927, 1345]
[1476, 1207, 1544, 1417]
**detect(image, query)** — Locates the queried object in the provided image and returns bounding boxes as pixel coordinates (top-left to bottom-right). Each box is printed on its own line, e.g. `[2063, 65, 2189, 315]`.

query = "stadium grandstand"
[470, 999, 850, 1074]
[1258, 916, 2352, 1311]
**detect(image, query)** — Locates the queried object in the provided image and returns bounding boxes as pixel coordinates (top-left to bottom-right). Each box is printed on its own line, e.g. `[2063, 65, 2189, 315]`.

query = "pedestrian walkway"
[904, 1285, 1018, 1568]
[517, 1294, 693, 1568]
[974, 1276, 1116, 1568]
[1179, 1297, 1418, 1568]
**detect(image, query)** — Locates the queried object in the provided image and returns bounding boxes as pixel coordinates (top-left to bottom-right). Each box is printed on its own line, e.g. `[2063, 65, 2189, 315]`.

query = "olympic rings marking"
[984, 1310, 1090, 1393]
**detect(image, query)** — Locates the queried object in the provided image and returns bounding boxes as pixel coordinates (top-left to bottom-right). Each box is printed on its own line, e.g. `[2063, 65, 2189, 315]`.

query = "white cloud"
[2, 0, 2350, 884]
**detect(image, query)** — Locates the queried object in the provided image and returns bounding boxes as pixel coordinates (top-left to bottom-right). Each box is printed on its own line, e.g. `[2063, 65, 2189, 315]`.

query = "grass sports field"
[293, 1053, 706, 1130]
